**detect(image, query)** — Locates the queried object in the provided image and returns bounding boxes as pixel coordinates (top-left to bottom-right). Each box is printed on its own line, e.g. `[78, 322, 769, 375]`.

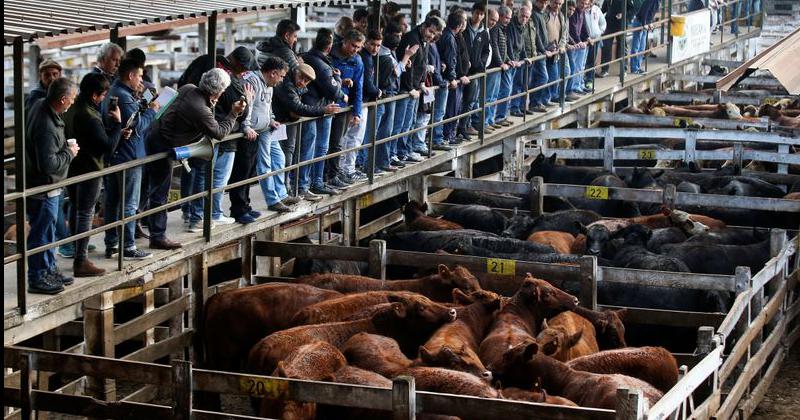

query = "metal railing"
[3, 0, 764, 316]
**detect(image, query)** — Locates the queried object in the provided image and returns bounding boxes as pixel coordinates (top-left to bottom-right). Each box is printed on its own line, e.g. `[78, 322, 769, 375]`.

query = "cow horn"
[541, 318, 549, 330]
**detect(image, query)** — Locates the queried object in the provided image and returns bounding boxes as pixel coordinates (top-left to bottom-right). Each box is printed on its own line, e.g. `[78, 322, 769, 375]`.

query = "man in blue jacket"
[328, 29, 366, 187]
[102, 58, 159, 259]
[300, 29, 347, 198]
[356, 29, 384, 173]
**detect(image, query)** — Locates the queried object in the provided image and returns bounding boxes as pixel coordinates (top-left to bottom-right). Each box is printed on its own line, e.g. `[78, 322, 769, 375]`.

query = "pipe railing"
[3, 0, 764, 316]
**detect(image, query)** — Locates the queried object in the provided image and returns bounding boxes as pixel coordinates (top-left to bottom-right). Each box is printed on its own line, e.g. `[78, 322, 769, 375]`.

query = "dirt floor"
[751, 344, 800, 420]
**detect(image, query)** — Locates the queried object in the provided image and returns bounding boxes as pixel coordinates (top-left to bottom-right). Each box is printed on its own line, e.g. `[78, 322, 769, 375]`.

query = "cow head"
[452, 289, 501, 310]
[596, 308, 627, 348]
[488, 340, 539, 383]
[537, 319, 584, 359]
[669, 210, 709, 235]
[501, 211, 536, 239]
[526, 152, 557, 181]
[724, 103, 742, 120]
[402, 200, 428, 222]
[576, 222, 611, 257]
[419, 344, 493, 381]
[438, 264, 483, 295]
[627, 167, 663, 189]
[518, 274, 579, 311]
[614, 224, 652, 248]
[387, 292, 458, 323]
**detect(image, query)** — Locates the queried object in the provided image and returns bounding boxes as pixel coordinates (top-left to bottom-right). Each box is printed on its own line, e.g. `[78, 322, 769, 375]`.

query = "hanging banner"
[669, 9, 711, 64]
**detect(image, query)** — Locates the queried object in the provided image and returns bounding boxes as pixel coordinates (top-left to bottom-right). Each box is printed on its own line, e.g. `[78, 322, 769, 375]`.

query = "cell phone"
[142, 89, 154, 103]
[109, 96, 119, 109]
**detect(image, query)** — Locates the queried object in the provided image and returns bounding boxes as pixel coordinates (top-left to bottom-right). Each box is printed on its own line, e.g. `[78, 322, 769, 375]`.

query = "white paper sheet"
[268, 124, 288, 142]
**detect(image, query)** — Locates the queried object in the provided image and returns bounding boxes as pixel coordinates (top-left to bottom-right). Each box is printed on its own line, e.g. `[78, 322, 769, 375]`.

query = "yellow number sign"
[240, 376, 289, 399]
[762, 97, 781, 106]
[638, 150, 656, 160]
[167, 189, 181, 204]
[672, 117, 694, 127]
[359, 193, 373, 208]
[487, 258, 515, 276]
[584, 186, 609, 200]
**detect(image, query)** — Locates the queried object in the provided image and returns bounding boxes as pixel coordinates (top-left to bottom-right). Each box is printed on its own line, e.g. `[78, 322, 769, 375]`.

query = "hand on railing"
[350, 115, 361, 127]
[342, 78, 354, 88]
[448, 80, 459, 89]
[409, 89, 420, 99]
[459, 76, 470, 85]
[244, 127, 257, 141]
[324, 103, 341, 114]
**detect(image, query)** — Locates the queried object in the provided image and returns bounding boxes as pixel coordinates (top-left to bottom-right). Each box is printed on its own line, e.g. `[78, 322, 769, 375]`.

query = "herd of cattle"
[205, 269, 678, 418]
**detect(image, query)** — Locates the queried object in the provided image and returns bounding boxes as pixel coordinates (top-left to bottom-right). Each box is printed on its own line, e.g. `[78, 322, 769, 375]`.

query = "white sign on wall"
[669, 9, 712, 64]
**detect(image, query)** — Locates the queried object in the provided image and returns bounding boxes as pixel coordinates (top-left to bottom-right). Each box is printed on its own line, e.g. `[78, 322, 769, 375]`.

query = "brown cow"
[480, 274, 580, 371]
[403, 200, 463, 231]
[567, 346, 679, 393]
[527, 231, 575, 255]
[571, 306, 627, 349]
[493, 342, 663, 410]
[248, 300, 454, 374]
[419, 289, 502, 380]
[536, 312, 599, 362]
[291, 291, 457, 326]
[501, 387, 578, 406]
[204, 282, 341, 371]
[293, 264, 482, 302]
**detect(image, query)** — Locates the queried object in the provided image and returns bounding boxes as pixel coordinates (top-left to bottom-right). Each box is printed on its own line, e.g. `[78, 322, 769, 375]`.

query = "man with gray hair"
[144, 68, 246, 249]
[93, 42, 124, 82]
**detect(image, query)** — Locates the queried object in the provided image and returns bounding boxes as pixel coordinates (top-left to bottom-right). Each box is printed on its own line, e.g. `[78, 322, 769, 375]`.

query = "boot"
[73, 258, 106, 277]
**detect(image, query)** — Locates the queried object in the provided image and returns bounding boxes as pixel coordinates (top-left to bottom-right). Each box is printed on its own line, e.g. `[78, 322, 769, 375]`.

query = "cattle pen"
[4, 0, 800, 419]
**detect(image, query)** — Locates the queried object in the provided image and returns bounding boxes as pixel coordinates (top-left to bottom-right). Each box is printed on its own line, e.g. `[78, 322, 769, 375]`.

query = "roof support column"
[224, 18, 235, 55]
[110, 26, 127, 51]
[13, 37, 27, 315]
[208, 12, 218, 58]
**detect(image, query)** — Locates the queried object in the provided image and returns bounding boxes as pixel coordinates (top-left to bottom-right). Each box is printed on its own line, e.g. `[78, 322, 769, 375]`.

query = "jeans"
[308, 116, 333, 190]
[55, 193, 69, 242]
[484, 71, 502, 125]
[567, 47, 588, 93]
[228, 138, 259, 219]
[298, 121, 317, 192]
[431, 87, 449, 145]
[27, 194, 59, 282]
[145, 158, 172, 241]
[629, 17, 646, 73]
[67, 177, 102, 261]
[444, 86, 463, 142]
[510, 64, 530, 114]
[732, 0, 759, 33]
[410, 111, 431, 153]
[547, 57, 562, 101]
[459, 81, 480, 132]
[531, 59, 550, 106]
[496, 68, 516, 121]
[339, 108, 368, 175]
[105, 166, 142, 250]
[181, 159, 207, 224]
[393, 96, 417, 159]
[211, 149, 235, 220]
[375, 102, 393, 169]
[256, 131, 288, 206]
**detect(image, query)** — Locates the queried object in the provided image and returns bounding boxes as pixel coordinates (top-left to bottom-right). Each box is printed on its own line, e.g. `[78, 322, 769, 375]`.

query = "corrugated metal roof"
[717, 27, 800, 95]
[4, 0, 349, 45]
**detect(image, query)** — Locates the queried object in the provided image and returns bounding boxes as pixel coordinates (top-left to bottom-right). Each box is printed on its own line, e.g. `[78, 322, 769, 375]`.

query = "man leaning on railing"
[24, 78, 80, 295]
[144, 68, 246, 249]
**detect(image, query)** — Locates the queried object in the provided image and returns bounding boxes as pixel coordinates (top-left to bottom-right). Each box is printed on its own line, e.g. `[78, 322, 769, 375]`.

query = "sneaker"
[302, 190, 325, 201]
[584, 82, 594, 90]
[268, 202, 292, 213]
[328, 176, 350, 189]
[186, 222, 203, 233]
[149, 238, 182, 250]
[124, 248, 152, 260]
[510, 111, 525, 117]
[484, 126, 496, 133]
[598, 71, 609, 78]
[335, 174, 354, 185]
[565, 93, 581, 102]
[105, 247, 119, 259]
[403, 154, 423, 163]
[633, 69, 646, 75]
[57, 243, 75, 258]
[432, 144, 452, 151]
[463, 127, 479, 136]
[413, 148, 430, 155]
[28, 276, 64, 295]
[390, 159, 406, 168]
[235, 213, 257, 225]
[348, 172, 368, 182]
[282, 196, 302, 205]
[249, 210, 262, 219]
[212, 215, 236, 225]
[499, 120, 513, 127]
[313, 183, 341, 195]
[74, 259, 106, 278]
[49, 269, 74, 286]
[530, 106, 548, 113]
[88, 244, 97, 252]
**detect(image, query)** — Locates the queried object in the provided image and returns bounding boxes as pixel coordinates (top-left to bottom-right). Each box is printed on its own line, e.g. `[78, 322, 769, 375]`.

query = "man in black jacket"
[357, 29, 385, 171]
[484, 8, 508, 129]
[25, 78, 79, 294]
[459, 2, 490, 139]
[600, 0, 633, 76]
[393, 16, 442, 163]
[438, 12, 463, 146]
[26, 60, 62, 110]
[299, 29, 347, 199]
[256, 20, 301, 74]
[530, 0, 552, 108]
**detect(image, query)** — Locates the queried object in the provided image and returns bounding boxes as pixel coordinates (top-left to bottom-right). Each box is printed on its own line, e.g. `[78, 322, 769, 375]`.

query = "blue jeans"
[375, 102, 394, 168]
[629, 17, 646, 73]
[393, 96, 417, 159]
[496, 68, 516, 121]
[547, 57, 562, 101]
[298, 120, 316, 192]
[484, 71, 502, 125]
[432, 87, 449, 145]
[567, 47, 588, 93]
[104, 166, 142, 250]
[510, 64, 530, 114]
[256, 132, 288, 206]
[27, 194, 59, 281]
[732, 0, 759, 32]
[310, 116, 333, 189]
[531, 59, 550, 106]
[444, 86, 463, 142]
[55, 193, 69, 242]
[211, 149, 235, 220]
[411, 111, 431, 152]
[181, 159, 207, 224]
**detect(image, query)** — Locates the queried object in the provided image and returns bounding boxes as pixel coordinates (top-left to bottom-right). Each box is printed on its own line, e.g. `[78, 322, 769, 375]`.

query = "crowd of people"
[25, 0, 696, 295]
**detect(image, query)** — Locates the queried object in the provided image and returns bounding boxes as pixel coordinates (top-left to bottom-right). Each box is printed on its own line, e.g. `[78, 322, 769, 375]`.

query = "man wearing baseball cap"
[27, 59, 63, 110]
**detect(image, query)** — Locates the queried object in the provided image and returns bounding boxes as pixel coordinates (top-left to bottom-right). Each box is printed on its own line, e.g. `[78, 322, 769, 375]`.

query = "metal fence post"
[392, 375, 416, 420]
[204, 151, 214, 242]
[118, 170, 126, 271]
[13, 37, 27, 315]
[368, 103, 379, 183]
[479, 74, 487, 145]
[620, 0, 628, 85]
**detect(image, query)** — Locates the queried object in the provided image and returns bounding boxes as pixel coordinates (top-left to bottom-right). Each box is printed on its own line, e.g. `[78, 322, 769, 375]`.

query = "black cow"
[612, 225, 690, 272]
[502, 209, 601, 239]
[701, 176, 785, 198]
[445, 189, 525, 210]
[647, 227, 687, 252]
[440, 205, 508, 235]
[526, 153, 611, 185]
[576, 223, 620, 259]
[569, 175, 641, 218]
[659, 240, 771, 275]
[684, 227, 769, 246]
